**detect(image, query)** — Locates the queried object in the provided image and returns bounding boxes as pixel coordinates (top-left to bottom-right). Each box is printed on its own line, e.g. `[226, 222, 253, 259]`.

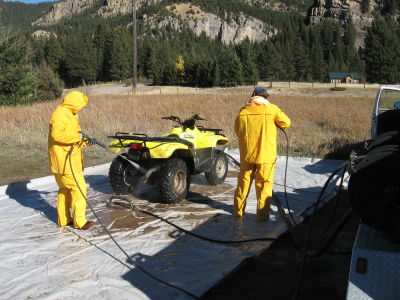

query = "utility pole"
[132, 0, 137, 96]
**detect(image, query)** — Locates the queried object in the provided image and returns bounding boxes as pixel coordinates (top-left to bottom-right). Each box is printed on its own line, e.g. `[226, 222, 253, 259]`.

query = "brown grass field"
[0, 82, 381, 186]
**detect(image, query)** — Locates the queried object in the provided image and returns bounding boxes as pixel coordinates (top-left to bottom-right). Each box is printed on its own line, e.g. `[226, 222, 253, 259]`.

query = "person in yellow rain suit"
[234, 86, 291, 222]
[48, 91, 95, 229]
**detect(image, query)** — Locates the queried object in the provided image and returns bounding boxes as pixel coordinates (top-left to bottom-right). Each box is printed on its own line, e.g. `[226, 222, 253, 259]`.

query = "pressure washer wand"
[79, 131, 146, 174]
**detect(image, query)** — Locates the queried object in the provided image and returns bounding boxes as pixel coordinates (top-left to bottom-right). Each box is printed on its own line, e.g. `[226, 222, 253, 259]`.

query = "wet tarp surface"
[0, 150, 343, 299]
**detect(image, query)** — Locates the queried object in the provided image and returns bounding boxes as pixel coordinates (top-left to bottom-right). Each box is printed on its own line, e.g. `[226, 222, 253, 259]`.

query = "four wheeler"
[107, 114, 229, 203]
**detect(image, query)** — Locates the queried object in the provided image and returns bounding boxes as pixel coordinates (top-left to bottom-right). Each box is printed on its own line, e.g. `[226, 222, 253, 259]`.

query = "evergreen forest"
[0, 0, 400, 105]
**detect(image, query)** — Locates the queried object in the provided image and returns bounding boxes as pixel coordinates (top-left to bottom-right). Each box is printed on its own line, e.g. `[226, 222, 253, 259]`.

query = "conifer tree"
[0, 31, 37, 105]
[327, 50, 335, 73]
[333, 22, 344, 64]
[310, 41, 326, 81]
[33, 60, 63, 101]
[236, 38, 259, 84]
[46, 33, 64, 74]
[259, 40, 283, 81]
[229, 52, 244, 86]
[362, 0, 371, 13]
[365, 15, 400, 83]
[31, 35, 47, 67]
[294, 37, 311, 80]
[93, 20, 111, 81]
[321, 20, 334, 59]
[282, 42, 296, 81]
[108, 36, 128, 81]
[65, 31, 96, 86]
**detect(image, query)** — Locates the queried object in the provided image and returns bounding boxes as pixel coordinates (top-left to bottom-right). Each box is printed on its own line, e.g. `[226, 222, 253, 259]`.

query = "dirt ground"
[63, 81, 383, 98]
[203, 189, 359, 300]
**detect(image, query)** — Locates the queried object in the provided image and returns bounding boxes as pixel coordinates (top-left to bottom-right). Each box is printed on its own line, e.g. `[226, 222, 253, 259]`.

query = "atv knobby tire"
[205, 152, 228, 185]
[109, 155, 141, 195]
[157, 158, 190, 203]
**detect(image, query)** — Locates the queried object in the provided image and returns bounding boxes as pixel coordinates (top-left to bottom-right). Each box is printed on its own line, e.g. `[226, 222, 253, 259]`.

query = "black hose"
[293, 161, 349, 300]
[72, 133, 353, 300]
[277, 126, 297, 226]
[68, 143, 200, 300]
[306, 207, 354, 258]
[311, 165, 348, 237]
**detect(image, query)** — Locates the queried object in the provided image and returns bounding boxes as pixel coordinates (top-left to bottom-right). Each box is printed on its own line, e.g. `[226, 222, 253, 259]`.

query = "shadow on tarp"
[85, 174, 113, 194]
[302, 158, 342, 175]
[5, 180, 58, 225]
[114, 183, 336, 299]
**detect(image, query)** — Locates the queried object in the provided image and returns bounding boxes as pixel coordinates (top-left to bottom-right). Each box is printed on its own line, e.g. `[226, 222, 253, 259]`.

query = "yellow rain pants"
[55, 173, 88, 229]
[234, 162, 275, 222]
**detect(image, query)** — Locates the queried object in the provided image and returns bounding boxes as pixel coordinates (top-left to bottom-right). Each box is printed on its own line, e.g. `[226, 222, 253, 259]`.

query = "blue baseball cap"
[253, 86, 269, 97]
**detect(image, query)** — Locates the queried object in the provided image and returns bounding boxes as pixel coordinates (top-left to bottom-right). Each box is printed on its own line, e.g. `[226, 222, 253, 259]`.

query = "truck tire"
[109, 155, 141, 195]
[205, 152, 228, 186]
[157, 158, 190, 204]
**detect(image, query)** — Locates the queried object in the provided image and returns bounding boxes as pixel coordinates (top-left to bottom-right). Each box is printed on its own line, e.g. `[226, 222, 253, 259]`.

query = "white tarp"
[0, 151, 344, 299]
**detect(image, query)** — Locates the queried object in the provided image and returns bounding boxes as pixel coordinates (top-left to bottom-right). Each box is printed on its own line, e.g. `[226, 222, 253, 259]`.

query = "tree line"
[1, 2, 400, 105]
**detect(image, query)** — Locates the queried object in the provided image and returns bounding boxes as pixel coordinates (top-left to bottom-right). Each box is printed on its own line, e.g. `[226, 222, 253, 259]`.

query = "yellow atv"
[107, 114, 229, 203]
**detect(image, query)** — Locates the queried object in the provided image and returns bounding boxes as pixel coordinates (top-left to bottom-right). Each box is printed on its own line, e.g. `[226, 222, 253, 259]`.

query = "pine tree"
[327, 51, 335, 74]
[30, 35, 47, 67]
[236, 38, 259, 84]
[33, 60, 63, 101]
[282, 42, 296, 81]
[294, 37, 311, 81]
[333, 22, 344, 63]
[362, 0, 371, 13]
[321, 20, 334, 59]
[108, 36, 128, 81]
[386, 0, 397, 15]
[259, 40, 284, 81]
[45, 33, 64, 74]
[0, 31, 37, 105]
[65, 31, 96, 86]
[93, 20, 111, 81]
[229, 52, 244, 86]
[310, 41, 326, 82]
[364, 15, 400, 83]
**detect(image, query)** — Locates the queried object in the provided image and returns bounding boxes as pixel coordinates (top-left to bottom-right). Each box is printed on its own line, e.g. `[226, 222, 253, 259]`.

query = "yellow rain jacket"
[234, 98, 291, 164]
[233, 96, 291, 222]
[48, 91, 89, 175]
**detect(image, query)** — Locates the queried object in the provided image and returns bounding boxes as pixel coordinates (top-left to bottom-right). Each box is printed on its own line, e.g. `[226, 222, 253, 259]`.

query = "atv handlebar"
[162, 115, 182, 123]
[161, 114, 206, 125]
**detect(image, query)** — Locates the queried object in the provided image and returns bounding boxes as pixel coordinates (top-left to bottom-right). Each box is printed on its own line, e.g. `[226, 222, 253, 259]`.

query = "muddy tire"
[205, 152, 228, 185]
[109, 155, 141, 195]
[157, 158, 190, 204]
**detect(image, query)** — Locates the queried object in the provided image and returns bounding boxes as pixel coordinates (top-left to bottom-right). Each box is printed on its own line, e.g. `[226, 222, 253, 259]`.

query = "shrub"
[33, 61, 64, 101]
[330, 87, 347, 91]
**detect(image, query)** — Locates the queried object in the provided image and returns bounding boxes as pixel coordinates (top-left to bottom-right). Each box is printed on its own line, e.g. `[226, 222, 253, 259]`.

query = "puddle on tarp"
[85, 173, 238, 236]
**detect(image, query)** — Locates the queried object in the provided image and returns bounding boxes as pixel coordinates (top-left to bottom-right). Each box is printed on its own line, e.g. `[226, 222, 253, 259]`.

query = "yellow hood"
[246, 96, 270, 107]
[60, 91, 88, 114]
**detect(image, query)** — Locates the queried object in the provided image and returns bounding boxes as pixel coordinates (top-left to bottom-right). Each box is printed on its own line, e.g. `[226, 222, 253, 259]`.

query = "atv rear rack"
[197, 126, 225, 136]
[108, 132, 194, 148]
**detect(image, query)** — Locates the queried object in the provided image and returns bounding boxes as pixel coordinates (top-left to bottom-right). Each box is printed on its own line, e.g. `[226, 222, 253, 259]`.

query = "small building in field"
[328, 72, 361, 84]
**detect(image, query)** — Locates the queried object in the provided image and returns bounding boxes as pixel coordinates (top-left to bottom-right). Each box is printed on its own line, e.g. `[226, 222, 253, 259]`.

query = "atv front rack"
[108, 132, 194, 148]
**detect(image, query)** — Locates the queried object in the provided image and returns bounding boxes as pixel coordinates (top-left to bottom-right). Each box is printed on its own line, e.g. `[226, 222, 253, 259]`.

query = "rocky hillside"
[31, 0, 281, 43]
[32, 0, 97, 26]
[28, 0, 387, 47]
[309, 0, 376, 48]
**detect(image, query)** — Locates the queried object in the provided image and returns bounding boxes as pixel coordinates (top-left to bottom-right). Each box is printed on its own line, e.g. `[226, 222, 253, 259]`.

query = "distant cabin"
[329, 72, 361, 84]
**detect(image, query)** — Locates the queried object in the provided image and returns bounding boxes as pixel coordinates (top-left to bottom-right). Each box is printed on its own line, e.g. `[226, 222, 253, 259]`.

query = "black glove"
[88, 137, 97, 146]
